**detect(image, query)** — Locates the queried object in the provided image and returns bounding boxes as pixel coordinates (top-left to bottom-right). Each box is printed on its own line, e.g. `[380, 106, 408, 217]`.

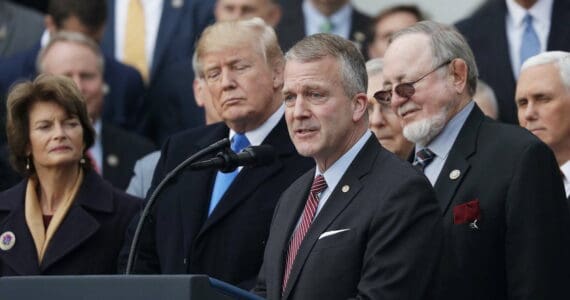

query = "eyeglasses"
[373, 59, 452, 104]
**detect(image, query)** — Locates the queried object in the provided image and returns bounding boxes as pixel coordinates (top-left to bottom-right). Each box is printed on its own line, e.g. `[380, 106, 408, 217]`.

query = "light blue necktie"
[208, 133, 250, 216]
[519, 14, 540, 67]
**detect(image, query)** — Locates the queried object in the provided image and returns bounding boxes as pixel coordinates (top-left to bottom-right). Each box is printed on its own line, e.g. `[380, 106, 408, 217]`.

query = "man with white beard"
[381, 20, 570, 300]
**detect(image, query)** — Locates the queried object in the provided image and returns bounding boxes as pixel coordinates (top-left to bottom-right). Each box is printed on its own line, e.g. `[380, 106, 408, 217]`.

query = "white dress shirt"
[114, 0, 163, 68]
[302, 0, 351, 39]
[505, 0, 553, 78]
[560, 160, 570, 197]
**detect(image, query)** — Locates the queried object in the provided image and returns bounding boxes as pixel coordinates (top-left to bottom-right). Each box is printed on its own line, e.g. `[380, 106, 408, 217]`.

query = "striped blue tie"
[413, 148, 435, 172]
[208, 133, 250, 216]
[519, 14, 540, 67]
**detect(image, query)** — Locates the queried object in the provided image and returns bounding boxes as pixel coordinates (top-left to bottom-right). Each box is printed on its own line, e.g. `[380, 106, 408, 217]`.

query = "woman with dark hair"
[0, 74, 141, 275]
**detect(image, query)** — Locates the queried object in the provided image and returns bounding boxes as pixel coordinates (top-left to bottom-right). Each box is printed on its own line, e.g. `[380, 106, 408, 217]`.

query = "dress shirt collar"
[560, 160, 570, 197]
[302, 0, 352, 38]
[228, 105, 284, 146]
[506, 0, 553, 29]
[315, 130, 372, 197]
[418, 101, 475, 161]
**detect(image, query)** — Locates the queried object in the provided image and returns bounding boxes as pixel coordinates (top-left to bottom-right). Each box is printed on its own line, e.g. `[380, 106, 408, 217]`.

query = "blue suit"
[101, 0, 215, 144]
[0, 43, 145, 143]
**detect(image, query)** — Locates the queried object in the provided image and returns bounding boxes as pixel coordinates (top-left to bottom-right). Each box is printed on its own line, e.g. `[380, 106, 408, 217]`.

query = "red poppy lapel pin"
[453, 199, 481, 229]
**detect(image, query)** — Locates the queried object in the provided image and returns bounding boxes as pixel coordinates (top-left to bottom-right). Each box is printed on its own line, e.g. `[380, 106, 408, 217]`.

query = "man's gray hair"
[286, 33, 367, 98]
[391, 20, 479, 96]
[37, 31, 104, 74]
[521, 51, 570, 90]
[365, 58, 384, 77]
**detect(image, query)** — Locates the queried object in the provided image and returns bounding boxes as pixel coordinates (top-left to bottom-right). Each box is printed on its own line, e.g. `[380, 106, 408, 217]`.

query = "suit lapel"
[282, 137, 377, 299]
[547, 0, 570, 50]
[0, 182, 41, 275]
[100, 124, 120, 184]
[268, 170, 313, 300]
[178, 124, 227, 254]
[151, 0, 184, 79]
[197, 119, 293, 237]
[40, 172, 113, 271]
[433, 106, 483, 215]
[101, 0, 116, 57]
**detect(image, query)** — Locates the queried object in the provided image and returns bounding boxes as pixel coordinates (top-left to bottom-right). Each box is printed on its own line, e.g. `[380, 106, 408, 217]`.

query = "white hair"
[521, 51, 570, 90]
[365, 58, 384, 77]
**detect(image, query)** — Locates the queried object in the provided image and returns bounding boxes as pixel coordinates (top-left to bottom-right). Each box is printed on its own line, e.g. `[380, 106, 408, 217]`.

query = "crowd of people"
[1, 0, 570, 299]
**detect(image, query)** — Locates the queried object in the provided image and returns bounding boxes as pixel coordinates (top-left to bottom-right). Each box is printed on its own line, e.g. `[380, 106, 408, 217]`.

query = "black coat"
[254, 136, 443, 300]
[125, 118, 314, 289]
[0, 170, 141, 275]
[433, 105, 570, 299]
[455, 0, 570, 124]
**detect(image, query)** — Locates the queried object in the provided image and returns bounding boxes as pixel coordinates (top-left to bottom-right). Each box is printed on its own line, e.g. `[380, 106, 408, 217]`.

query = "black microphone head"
[241, 145, 277, 167]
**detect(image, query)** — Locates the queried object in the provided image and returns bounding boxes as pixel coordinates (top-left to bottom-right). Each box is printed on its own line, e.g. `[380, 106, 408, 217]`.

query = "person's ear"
[352, 93, 369, 122]
[45, 15, 57, 34]
[449, 59, 468, 94]
[265, 4, 283, 27]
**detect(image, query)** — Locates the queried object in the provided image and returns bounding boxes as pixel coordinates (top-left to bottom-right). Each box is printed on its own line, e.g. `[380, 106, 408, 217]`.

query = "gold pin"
[342, 185, 350, 193]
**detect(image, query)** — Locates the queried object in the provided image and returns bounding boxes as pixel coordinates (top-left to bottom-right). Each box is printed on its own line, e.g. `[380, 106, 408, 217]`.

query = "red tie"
[282, 175, 327, 293]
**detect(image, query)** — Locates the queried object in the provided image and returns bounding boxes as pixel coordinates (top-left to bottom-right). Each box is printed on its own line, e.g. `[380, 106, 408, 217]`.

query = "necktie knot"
[310, 175, 327, 195]
[319, 18, 334, 33]
[413, 148, 435, 172]
[231, 133, 250, 153]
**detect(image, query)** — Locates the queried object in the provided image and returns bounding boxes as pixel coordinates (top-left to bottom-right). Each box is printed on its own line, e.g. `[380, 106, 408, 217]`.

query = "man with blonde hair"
[126, 18, 312, 289]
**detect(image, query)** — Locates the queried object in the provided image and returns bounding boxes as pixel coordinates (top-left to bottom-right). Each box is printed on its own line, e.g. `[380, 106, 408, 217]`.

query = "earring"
[26, 157, 30, 170]
[80, 157, 86, 164]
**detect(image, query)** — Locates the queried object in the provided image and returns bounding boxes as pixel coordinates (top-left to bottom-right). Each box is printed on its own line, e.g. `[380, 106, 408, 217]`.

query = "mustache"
[397, 102, 421, 117]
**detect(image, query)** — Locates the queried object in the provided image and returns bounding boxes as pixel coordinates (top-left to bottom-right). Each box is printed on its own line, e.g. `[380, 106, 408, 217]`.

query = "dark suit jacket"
[100, 123, 155, 190]
[0, 1, 44, 58]
[455, 0, 570, 124]
[253, 136, 443, 300]
[433, 105, 570, 299]
[0, 145, 20, 192]
[102, 0, 215, 144]
[276, 0, 371, 56]
[0, 43, 146, 139]
[125, 118, 314, 289]
[0, 170, 142, 275]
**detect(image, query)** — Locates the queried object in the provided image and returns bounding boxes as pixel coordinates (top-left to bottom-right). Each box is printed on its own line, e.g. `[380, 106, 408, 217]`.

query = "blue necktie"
[520, 14, 540, 67]
[208, 133, 251, 216]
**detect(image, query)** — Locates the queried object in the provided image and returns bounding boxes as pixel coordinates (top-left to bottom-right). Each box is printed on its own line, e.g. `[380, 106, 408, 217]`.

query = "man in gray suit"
[253, 33, 442, 300]
[0, 1, 44, 58]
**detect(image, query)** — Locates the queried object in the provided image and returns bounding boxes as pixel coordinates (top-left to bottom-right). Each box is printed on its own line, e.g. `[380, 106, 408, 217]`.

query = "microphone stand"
[125, 138, 231, 274]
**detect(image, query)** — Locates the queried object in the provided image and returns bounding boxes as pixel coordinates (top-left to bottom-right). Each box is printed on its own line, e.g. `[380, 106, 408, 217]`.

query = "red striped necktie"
[282, 174, 327, 293]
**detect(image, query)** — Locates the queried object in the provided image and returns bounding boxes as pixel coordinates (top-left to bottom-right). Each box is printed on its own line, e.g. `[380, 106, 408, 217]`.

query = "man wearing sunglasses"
[382, 20, 570, 300]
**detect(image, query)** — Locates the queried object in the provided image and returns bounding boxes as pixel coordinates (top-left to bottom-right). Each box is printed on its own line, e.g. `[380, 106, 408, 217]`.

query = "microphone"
[125, 138, 230, 274]
[189, 145, 277, 172]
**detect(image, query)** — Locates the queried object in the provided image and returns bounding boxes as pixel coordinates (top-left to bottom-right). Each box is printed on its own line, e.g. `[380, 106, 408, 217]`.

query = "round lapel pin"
[0, 231, 16, 251]
[449, 169, 461, 180]
[342, 185, 350, 193]
[107, 154, 119, 167]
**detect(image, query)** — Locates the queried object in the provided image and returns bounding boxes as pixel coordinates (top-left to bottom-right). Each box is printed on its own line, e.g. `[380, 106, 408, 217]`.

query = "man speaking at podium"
[253, 33, 443, 300]
[123, 18, 313, 289]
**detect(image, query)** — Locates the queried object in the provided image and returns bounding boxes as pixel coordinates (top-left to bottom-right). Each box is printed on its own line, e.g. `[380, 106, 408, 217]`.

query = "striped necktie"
[413, 148, 435, 172]
[282, 175, 327, 293]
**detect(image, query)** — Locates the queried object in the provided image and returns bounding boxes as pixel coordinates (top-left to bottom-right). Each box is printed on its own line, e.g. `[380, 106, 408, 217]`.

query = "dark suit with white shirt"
[254, 135, 443, 300]
[123, 118, 314, 289]
[430, 105, 570, 300]
[455, 0, 570, 124]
